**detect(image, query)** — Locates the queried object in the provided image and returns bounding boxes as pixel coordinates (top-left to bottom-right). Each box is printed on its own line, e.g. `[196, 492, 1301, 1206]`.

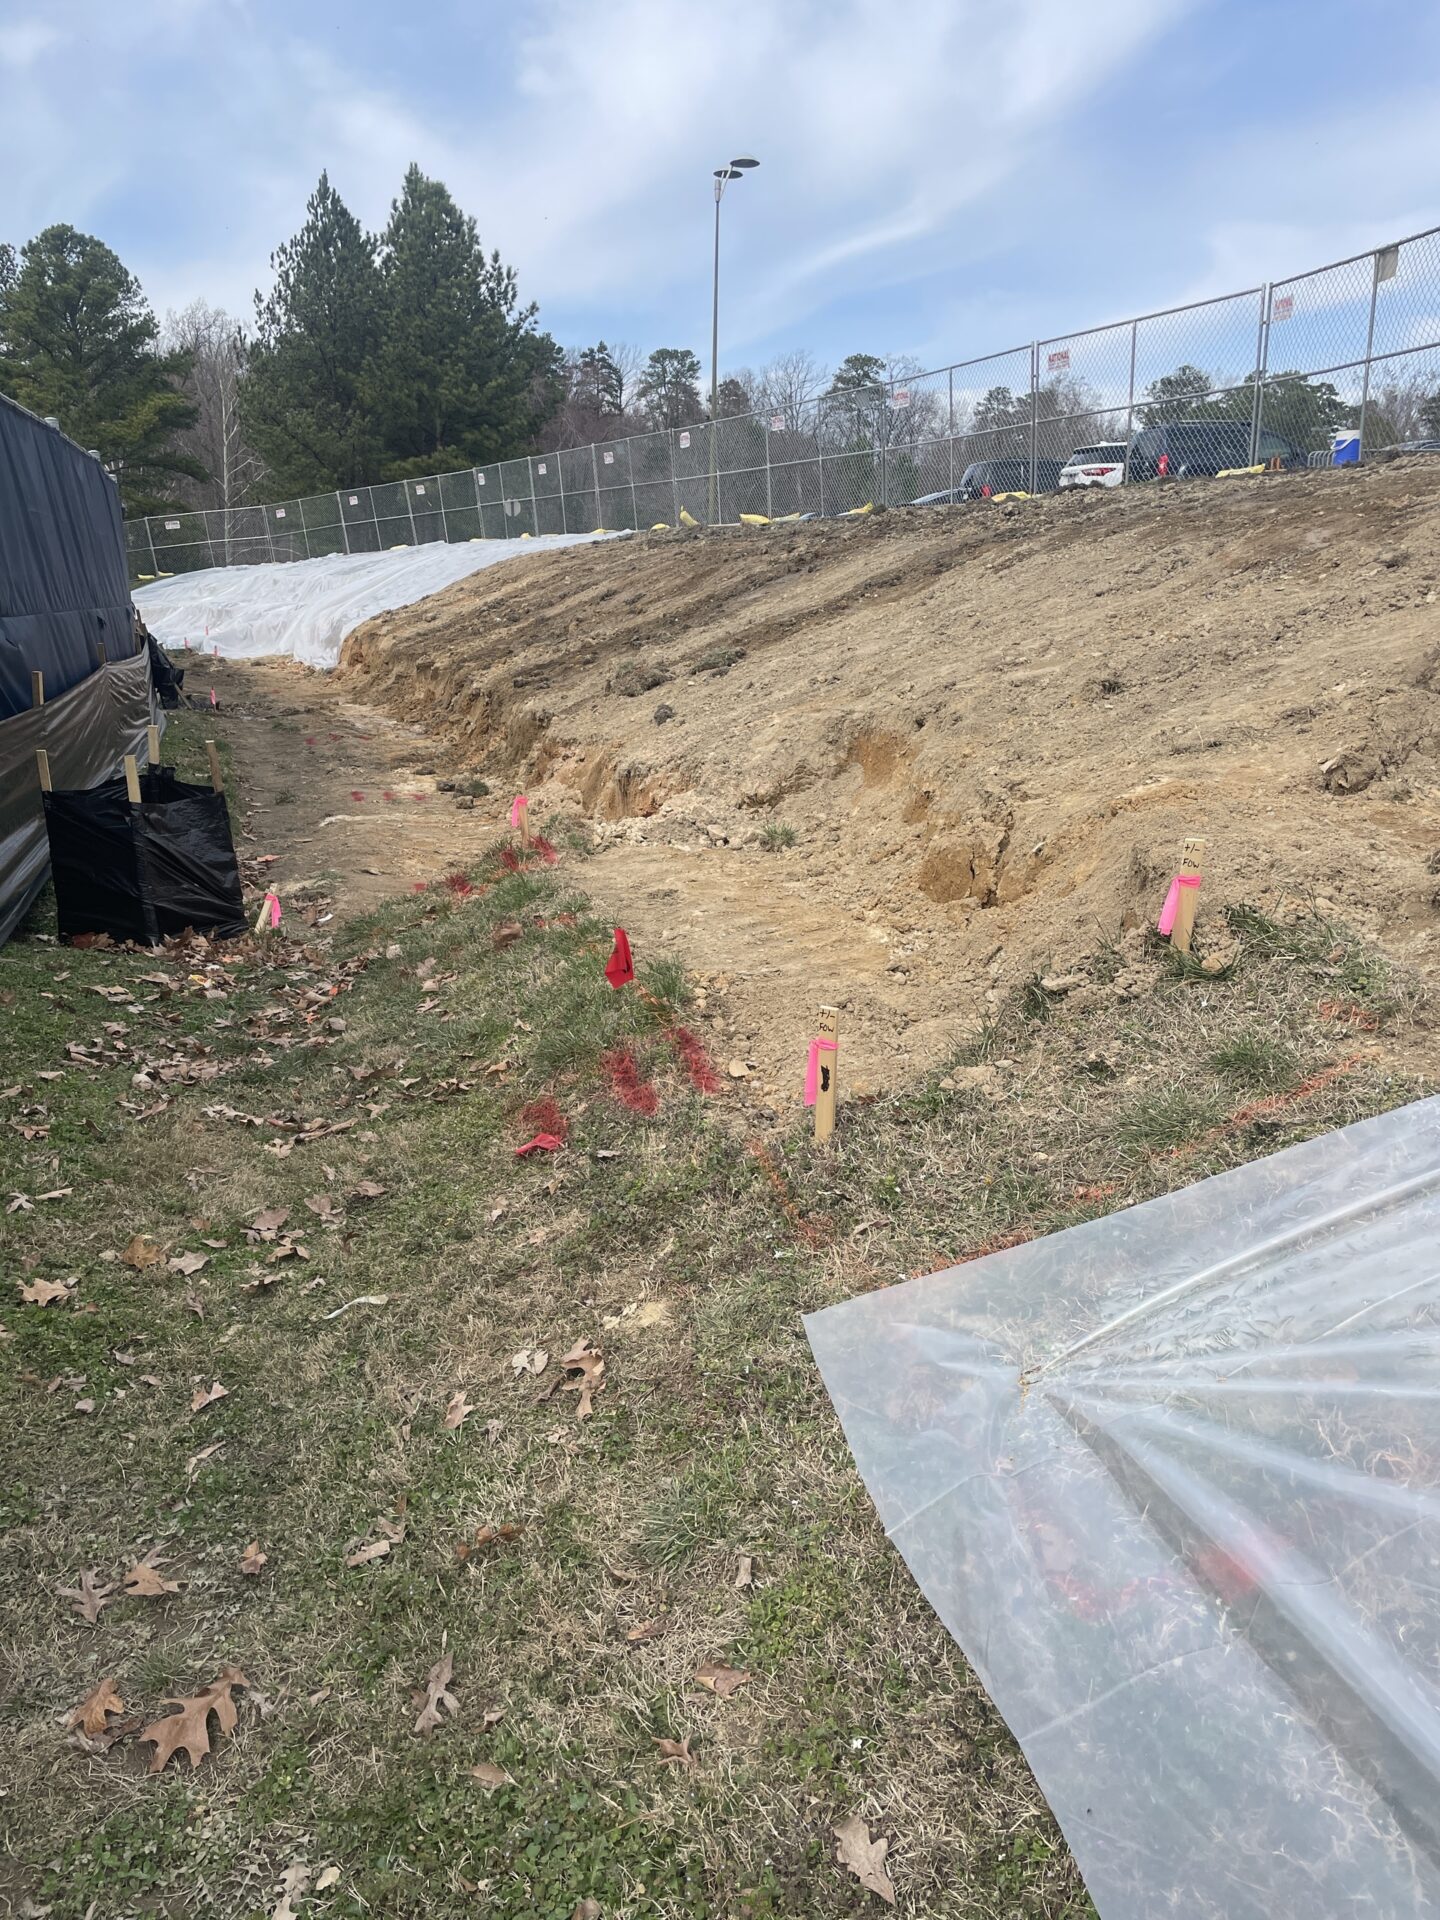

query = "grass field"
[0, 712, 1426, 1918]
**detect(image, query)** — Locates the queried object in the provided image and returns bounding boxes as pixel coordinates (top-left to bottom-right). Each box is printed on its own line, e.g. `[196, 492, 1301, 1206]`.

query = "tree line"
[4, 174, 1438, 520]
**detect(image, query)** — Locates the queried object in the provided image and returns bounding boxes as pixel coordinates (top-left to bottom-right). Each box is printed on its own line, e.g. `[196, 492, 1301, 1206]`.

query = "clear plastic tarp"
[805, 1098, 1440, 1920]
[132, 533, 618, 669]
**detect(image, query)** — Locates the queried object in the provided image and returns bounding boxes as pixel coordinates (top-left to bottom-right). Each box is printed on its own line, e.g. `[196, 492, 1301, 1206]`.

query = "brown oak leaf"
[469, 1760, 511, 1789]
[239, 1541, 268, 1576]
[734, 1554, 755, 1590]
[123, 1549, 181, 1598]
[833, 1814, 897, 1905]
[168, 1250, 209, 1276]
[58, 1568, 116, 1625]
[693, 1661, 750, 1698]
[68, 1676, 125, 1736]
[191, 1379, 229, 1412]
[654, 1734, 696, 1769]
[345, 1539, 391, 1569]
[626, 1618, 664, 1644]
[559, 1341, 605, 1420]
[19, 1277, 71, 1306]
[444, 1390, 474, 1430]
[412, 1650, 459, 1737]
[140, 1666, 248, 1773]
[121, 1234, 164, 1270]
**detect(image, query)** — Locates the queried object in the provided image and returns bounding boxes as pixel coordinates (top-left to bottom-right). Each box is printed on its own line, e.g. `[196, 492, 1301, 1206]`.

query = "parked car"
[1127, 419, 1306, 480]
[1060, 443, 1127, 489]
[957, 457, 1064, 500]
[907, 486, 967, 507]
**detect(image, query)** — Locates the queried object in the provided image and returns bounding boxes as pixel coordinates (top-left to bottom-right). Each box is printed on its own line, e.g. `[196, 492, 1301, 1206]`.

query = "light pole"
[709, 155, 758, 524]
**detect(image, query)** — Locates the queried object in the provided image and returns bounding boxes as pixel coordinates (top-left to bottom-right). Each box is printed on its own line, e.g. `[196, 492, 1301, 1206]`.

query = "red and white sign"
[769, 412, 784, 431]
[348, 494, 359, 506]
[603, 450, 615, 464]
[679, 431, 691, 449]
[275, 507, 286, 518]
[1047, 349, 1070, 373]
[414, 483, 426, 495]
[537, 462, 547, 475]
[890, 388, 911, 410]
[1273, 294, 1294, 321]
[476, 471, 486, 484]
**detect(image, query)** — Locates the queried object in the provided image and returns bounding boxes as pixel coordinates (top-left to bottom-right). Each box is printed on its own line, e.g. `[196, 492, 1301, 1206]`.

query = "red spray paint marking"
[442, 872, 474, 897]
[411, 882, 429, 893]
[383, 790, 396, 803]
[530, 833, 557, 864]
[305, 736, 317, 746]
[411, 792, 430, 803]
[600, 1047, 660, 1116]
[667, 1025, 721, 1094]
[350, 790, 366, 801]
[498, 847, 522, 873]
[519, 1095, 569, 1142]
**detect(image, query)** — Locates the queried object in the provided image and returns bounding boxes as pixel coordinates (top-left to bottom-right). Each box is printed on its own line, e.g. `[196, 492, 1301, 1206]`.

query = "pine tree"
[572, 343, 624, 419]
[368, 165, 562, 477]
[241, 172, 382, 493]
[0, 224, 201, 513]
[636, 347, 702, 429]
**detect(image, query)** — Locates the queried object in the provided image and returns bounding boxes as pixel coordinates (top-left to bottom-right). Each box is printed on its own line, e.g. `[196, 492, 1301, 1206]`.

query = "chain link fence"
[126, 224, 1440, 578]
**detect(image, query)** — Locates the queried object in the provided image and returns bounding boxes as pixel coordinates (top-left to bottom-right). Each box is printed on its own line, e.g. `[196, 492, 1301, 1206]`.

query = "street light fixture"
[709, 155, 759, 522]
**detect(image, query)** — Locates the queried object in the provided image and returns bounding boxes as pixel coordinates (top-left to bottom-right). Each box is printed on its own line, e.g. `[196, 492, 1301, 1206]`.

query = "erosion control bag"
[806, 1096, 1440, 1920]
[42, 773, 246, 944]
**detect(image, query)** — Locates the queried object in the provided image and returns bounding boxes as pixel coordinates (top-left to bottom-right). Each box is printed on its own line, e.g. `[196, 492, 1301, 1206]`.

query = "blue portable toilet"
[1332, 427, 1361, 465]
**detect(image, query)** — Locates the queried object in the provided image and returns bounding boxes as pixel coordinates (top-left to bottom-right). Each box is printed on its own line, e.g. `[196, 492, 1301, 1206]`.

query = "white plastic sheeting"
[806, 1098, 1440, 1920]
[132, 535, 617, 669]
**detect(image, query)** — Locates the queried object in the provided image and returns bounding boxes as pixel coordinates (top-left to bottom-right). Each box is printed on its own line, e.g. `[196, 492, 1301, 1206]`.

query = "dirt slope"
[338, 460, 1440, 1097]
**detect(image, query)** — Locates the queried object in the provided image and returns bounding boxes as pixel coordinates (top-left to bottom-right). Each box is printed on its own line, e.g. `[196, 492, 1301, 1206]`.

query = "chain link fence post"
[765, 419, 774, 520]
[145, 517, 159, 578]
[336, 492, 351, 554]
[1249, 287, 1271, 467]
[1028, 342, 1039, 493]
[1358, 248, 1382, 458]
[669, 432, 680, 526]
[1124, 321, 1138, 481]
[947, 369, 956, 495]
[591, 445, 602, 528]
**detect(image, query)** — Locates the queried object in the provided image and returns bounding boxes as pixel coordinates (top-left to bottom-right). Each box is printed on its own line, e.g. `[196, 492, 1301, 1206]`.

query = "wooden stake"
[31, 670, 44, 708]
[813, 1004, 840, 1146]
[1172, 836, 1205, 955]
[96, 642, 107, 670]
[36, 749, 52, 793]
[205, 740, 223, 794]
[147, 724, 161, 766]
[123, 755, 142, 805]
[517, 797, 530, 848]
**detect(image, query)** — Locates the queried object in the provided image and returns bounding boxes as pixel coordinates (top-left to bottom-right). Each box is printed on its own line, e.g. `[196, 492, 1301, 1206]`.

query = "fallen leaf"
[350, 1180, 386, 1200]
[68, 1676, 125, 1737]
[273, 1862, 309, 1920]
[186, 1440, 224, 1477]
[168, 1250, 209, 1276]
[654, 1735, 696, 1769]
[315, 1865, 341, 1892]
[626, 1618, 664, 1643]
[734, 1554, 754, 1590]
[303, 1193, 339, 1218]
[239, 1541, 268, 1577]
[693, 1661, 750, 1698]
[510, 1348, 548, 1376]
[73, 1397, 96, 1414]
[139, 1665, 248, 1773]
[481, 1705, 506, 1729]
[58, 1569, 116, 1625]
[444, 1390, 474, 1430]
[345, 1539, 391, 1569]
[191, 1380, 229, 1413]
[121, 1234, 164, 1270]
[321, 1293, 389, 1319]
[20, 1277, 71, 1307]
[455, 1523, 522, 1561]
[250, 1207, 289, 1233]
[122, 1550, 181, 1598]
[559, 1341, 605, 1420]
[184, 1290, 205, 1319]
[833, 1814, 897, 1905]
[571, 1902, 601, 1920]
[412, 1650, 459, 1737]
[469, 1760, 511, 1790]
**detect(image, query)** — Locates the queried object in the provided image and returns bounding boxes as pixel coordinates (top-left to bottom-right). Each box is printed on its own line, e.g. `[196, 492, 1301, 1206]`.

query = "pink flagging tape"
[209, 688, 218, 708]
[1157, 872, 1201, 938]
[804, 1036, 838, 1106]
[510, 794, 529, 828]
[265, 891, 281, 929]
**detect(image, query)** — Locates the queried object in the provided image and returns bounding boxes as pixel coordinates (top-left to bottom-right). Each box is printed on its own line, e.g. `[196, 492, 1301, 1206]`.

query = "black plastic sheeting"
[0, 392, 133, 719]
[43, 773, 246, 945]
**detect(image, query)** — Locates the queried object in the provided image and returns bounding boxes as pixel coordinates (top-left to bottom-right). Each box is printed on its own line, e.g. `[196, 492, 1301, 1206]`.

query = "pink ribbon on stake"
[264, 890, 281, 929]
[1157, 872, 1201, 938]
[509, 794, 528, 828]
[804, 1036, 838, 1107]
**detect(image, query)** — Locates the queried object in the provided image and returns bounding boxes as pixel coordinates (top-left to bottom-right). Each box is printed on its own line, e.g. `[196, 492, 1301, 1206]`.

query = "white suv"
[1060, 443, 1127, 489]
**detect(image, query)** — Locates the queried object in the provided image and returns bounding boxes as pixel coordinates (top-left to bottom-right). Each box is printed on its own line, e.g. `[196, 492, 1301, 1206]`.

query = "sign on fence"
[1047, 349, 1070, 373]
[890, 389, 911, 410]
[603, 450, 615, 464]
[679, 431, 690, 449]
[770, 413, 784, 431]
[164, 519, 180, 531]
[1273, 294, 1294, 321]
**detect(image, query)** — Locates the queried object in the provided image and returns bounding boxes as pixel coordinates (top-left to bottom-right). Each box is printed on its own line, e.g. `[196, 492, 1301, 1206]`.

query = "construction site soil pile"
[337, 459, 1440, 1097]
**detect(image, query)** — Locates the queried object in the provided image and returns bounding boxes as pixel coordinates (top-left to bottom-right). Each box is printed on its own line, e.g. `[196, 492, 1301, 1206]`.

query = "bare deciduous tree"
[159, 301, 266, 511]
[756, 347, 826, 430]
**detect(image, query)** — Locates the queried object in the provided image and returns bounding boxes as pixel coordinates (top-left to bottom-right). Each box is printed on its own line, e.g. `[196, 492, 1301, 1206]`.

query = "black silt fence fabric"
[42, 776, 246, 944]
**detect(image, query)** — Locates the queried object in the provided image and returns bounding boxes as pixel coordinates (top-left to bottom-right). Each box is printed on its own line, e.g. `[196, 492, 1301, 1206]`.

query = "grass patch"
[760, 821, 796, 852]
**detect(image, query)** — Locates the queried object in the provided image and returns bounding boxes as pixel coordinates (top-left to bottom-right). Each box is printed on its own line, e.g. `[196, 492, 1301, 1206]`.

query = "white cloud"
[0, 20, 61, 68]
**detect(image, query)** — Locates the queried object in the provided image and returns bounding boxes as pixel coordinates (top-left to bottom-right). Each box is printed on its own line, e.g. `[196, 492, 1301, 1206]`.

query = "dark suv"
[1127, 419, 1306, 480]
[957, 457, 1064, 499]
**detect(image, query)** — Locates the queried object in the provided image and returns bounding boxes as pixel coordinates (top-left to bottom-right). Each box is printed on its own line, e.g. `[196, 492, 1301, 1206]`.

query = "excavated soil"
[331, 460, 1440, 1100]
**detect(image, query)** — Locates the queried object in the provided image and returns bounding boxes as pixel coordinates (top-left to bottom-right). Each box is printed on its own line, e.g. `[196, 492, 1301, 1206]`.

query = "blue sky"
[4, 0, 1440, 390]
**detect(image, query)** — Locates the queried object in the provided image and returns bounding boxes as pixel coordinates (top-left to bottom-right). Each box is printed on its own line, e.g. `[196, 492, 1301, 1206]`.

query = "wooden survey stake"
[205, 740, 223, 795]
[813, 1004, 840, 1145]
[147, 724, 161, 766]
[1172, 836, 1205, 955]
[516, 796, 530, 847]
[36, 749, 52, 793]
[31, 670, 43, 708]
[123, 755, 142, 805]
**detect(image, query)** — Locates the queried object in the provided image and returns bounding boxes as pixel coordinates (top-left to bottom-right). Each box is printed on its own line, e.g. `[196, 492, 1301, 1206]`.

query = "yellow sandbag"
[1216, 464, 1265, 478]
[679, 507, 699, 527]
[843, 501, 874, 516]
[739, 513, 770, 526]
[989, 490, 1031, 502]
[651, 521, 671, 531]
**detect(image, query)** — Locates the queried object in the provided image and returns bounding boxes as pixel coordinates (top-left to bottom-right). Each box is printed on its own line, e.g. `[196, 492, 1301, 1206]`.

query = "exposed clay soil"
[265, 460, 1440, 1098]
